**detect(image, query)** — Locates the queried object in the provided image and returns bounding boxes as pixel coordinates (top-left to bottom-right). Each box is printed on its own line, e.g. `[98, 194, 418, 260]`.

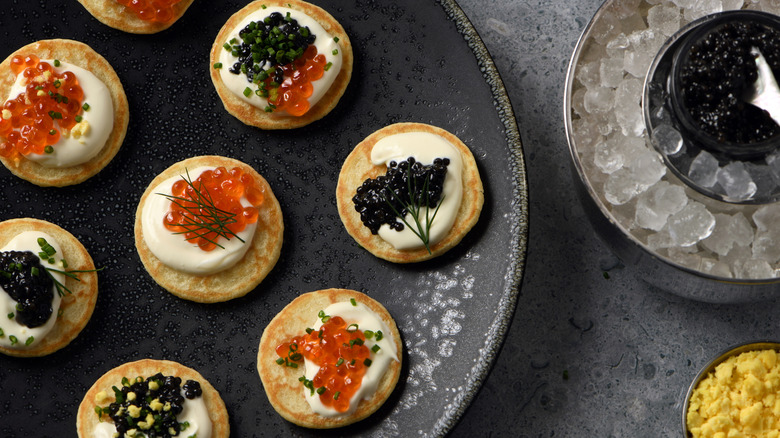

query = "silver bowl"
[565, 0, 780, 303]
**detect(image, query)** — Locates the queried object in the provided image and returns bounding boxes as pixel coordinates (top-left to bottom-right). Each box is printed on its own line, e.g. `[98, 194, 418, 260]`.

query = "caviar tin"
[565, 1, 780, 302]
[682, 340, 780, 437]
[669, 11, 780, 161]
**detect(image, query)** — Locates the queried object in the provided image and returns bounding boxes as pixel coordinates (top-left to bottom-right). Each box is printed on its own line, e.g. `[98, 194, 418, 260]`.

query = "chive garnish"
[75, 115, 82, 123]
[305, 327, 314, 334]
[25, 336, 34, 346]
[316, 386, 326, 395]
[336, 358, 344, 366]
[213, 62, 223, 69]
[324, 62, 332, 71]
[7, 312, 13, 319]
[334, 391, 341, 400]
[350, 298, 357, 306]
[9, 335, 17, 345]
[346, 323, 358, 332]
[371, 344, 381, 353]
[243, 87, 252, 97]
[82, 103, 90, 111]
[276, 358, 285, 365]
[332, 49, 339, 55]
[48, 129, 56, 135]
[364, 358, 372, 367]
[223, 43, 231, 51]
[48, 111, 62, 119]
[31, 266, 39, 276]
[44, 146, 53, 154]
[53, 80, 61, 88]
[334, 37, 339, 43]
[375, 330, 384, 342]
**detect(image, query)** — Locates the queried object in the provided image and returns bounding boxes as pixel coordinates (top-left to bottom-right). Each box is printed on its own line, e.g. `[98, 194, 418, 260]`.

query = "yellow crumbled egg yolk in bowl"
[687, 349, 780, 438]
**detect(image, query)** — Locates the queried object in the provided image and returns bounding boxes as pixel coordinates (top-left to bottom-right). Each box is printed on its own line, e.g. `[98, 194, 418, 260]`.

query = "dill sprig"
[157, 169, 245, 250]
[36, 237, 102, 297]
[382, 163, 445, 254]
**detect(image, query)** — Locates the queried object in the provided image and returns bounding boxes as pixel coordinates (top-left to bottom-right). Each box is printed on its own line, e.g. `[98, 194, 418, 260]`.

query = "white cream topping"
[141, 166, 257, 275]
[370, 132, 464, 250]
[93, 388, 212, 438]
[0, 231, 65, 349]
[217, 6, 342, 115]
[303, 301, 399, 417]
[4, 59, 113, 168]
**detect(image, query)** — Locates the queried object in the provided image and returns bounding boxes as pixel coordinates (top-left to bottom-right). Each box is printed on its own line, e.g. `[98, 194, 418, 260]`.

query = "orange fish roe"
[163, 166, 265, 252]
[276, 315, 373, 413]
[265, 45, 327, 116]
[115, 0, 181, 23]
[0, 55, 85, 161]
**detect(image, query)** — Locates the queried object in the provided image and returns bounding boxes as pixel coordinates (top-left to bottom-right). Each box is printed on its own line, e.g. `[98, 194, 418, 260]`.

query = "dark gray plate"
[0, 0, 527, 436]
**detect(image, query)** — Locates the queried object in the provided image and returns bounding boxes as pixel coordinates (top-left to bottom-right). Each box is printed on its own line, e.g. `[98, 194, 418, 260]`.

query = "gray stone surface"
[452, 1, 780, 437]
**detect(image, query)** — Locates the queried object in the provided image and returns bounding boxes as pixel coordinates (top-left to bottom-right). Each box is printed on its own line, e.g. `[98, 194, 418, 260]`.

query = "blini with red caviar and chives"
[258, 289, 402, 428]
[76, 0, 195, 34]
[134, 155, 283, 303]
[0, 39, 128, 187]
[210, 0, 353, 129]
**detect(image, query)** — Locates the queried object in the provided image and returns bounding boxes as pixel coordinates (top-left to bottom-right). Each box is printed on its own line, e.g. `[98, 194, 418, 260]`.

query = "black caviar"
[227, 11, 315, 85]
[679, 20, 780, 143]
[100, 374, 203, 438]
[0, 250, 53, 328]
[353, 157, 449, 234]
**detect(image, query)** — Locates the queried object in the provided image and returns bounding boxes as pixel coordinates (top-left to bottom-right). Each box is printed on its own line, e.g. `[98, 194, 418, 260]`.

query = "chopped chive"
[44, 145, 53, 154]
[371, 344, 381, 353]
[350, 359, 355, 365]
[324, 62, 332, 71]
[289, 353, 302, 361]
[243, 87, 252, 97]
[82, 103, 90, 111]
[31, 266, 39, 276]
[321, 315, 331, 323]
[332, 49, 339, 55]
[346, 323, 358, 332]
[49, 129, 56, 135]
[7, 312, 13, 319]
[223, 43, 231, 51]
[9, 335, 17, 345]
[53, 80, 61, 88]
[318, 329, 323, 339]
[261, 4, 267, 8]
[364, 330, 374, 339]
[375, 331, 384, 342]
[276, 358, 285, 365]
[334, 37, 339, 43]
[350, 298, 357, 306]
[336, 358, 344, 366]
[334, 391, 341, 400]
[35, 85, 43, 90]
[305, 328, 314, 334]
[364, 358, 372, 367]
[25, 336, 34, 346]
[213, 62, 223, 69]
[316, 386, 326, 395]
[75, 115, 83, 123]
[48, 111, 62, 119]
[229, 38, 238, 45]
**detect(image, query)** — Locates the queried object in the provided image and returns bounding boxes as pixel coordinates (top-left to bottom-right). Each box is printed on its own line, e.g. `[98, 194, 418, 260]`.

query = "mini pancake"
[0, 218, 98, 358]
[76, 0, 195, 34]
[209, 0, 353, 129]
[134, 155, 284, 303]
[0, 39, 129, 187]
[336, 122, 485, 263]
[257, 288, 403, 429]
[76, 359, 230, 437]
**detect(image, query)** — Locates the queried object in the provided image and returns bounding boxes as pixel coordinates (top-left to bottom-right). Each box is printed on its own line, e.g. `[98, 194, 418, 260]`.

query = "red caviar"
[277, 316, 372, 413]
[265, 45, 328, 116]
[115, 0, 181, 23]
[0, 55, 85, 161]
[163, 166, 265, 252]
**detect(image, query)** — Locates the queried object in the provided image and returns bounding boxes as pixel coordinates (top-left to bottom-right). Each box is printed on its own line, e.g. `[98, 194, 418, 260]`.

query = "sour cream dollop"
[217, 6, 342, 115]
[370, 132, 464, 250]
[0, 231, 65, 349]
[140, 166, 257, 275]
[4, 60, 114, 168]
[303, 301, 399, 417]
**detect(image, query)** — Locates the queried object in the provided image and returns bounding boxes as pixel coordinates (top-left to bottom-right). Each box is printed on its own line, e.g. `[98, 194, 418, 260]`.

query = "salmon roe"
[115, 0, 181, 23]
[264, 45, 328, 117]
[276, 316, 372, 413]
[163, 166, 265, 252]
[0, 55, 85, 161]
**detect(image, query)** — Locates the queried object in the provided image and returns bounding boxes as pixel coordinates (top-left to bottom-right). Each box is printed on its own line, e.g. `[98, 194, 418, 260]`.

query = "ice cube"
[630, 150, 666, 186]
[647, 5, 682, 37]
[753, 203, 780, 231]
[717, 162, 757, 200]
[652, 124, 683, 155]
[684, 0, 723, 22]
[584, 87, 616, 114]
[688, 151, 719, 187]
[600, 58, 626, 88]
[606, 33, 630, 59]
[667, 201, 715, 246]
[577, 61, 600, 89]
[614, 78, 646, 136]
[605, 168, 641, 205]
[701, 213, 754, 256]
[721, 0, 744, 9]
[752, 228, 780, 263]
[635, 181, 687, 231]
[742, 259, 775, 279]
[594, 137, 626, 174]
[700, 258, 733, 278]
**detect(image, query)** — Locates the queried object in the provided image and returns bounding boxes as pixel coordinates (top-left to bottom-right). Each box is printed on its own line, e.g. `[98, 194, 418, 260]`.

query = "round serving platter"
[0, 0, 527, 436]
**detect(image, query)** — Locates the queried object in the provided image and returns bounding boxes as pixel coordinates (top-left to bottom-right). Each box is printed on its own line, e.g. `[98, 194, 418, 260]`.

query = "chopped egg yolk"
[276, 316, 372, 413]
[163, 166, 265, 252]
[115, 0, 181, 23]
[0, 55, 85, 160]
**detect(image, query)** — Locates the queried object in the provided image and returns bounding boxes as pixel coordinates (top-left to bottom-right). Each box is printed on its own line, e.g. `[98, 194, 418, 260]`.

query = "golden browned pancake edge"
[134, 155, 284, 303]
[0, 39, 129, 187]
[76, 0, 195, 34]
[76, 359, 230, 438]
[257, 288, 403, 428]
[0, 218, 98, 357]
[209, 0, 353, 129]
[336, 122, 485, 263]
